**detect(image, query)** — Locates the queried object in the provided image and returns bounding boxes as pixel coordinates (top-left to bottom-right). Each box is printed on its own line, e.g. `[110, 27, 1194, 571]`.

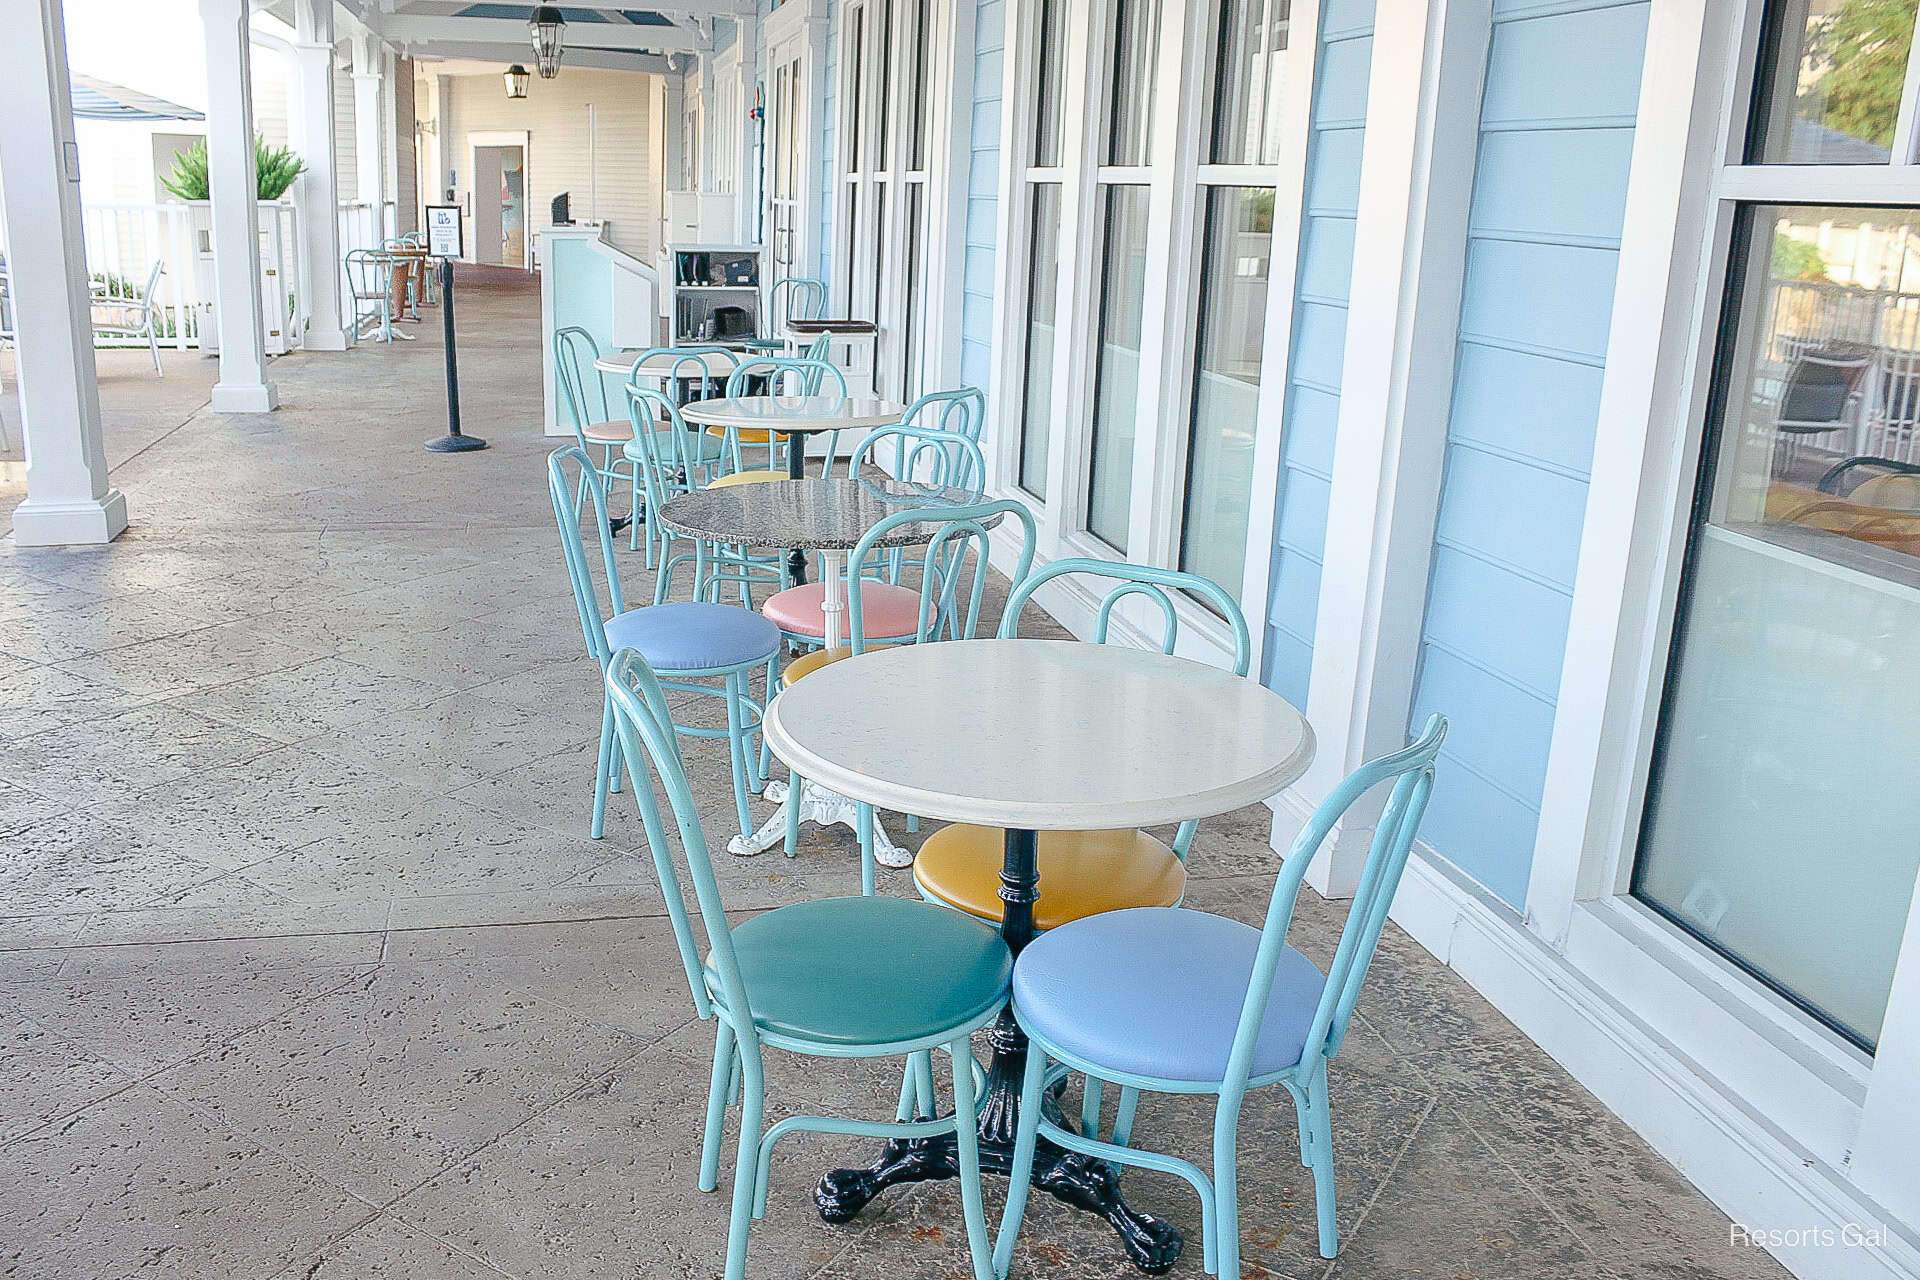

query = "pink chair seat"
[582, 419, 634, 443]
[762, 580, 923, 640]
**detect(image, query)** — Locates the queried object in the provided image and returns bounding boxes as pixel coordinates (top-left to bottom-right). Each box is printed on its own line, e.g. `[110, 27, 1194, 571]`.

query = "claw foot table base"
[725, 777, 908, 864]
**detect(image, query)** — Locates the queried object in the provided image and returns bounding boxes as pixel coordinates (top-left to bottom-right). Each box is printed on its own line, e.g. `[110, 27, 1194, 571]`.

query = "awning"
[70, 73, 205, 122]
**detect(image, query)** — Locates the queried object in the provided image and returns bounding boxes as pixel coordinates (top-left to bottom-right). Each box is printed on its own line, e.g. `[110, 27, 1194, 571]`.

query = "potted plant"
[164, 136, 307, 354]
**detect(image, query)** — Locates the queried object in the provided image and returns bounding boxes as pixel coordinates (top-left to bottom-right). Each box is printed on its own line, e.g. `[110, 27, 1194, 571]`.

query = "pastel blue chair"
[913, 560, 1252, 935]
[992, 716, 1448, 1278]
[554, 327, 641, 539]
[840, 421, 990, 585]
[772, 496, 1037, 888]
[344, 249, 394, 343]
[896, 388, 987, 492]
[603, 646, 1005, 1280]
[623, 377, 739, 569]
[721, 353, 848, 474]
[547, 446, 779, 843]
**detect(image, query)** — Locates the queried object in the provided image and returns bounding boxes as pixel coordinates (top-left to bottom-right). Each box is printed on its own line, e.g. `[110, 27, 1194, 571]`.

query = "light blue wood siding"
[960, 0, 1003, 392]
[1407, 0, 1648, 907]
[1261, 0, 1376, 708]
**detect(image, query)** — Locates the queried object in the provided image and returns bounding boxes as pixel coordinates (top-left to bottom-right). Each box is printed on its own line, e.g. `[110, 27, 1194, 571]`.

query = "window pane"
[876, 0, 896, 163]
[1108, 0, 1161, 166]
[902, 182, 926, 398]
[1033, 0, 1065, 166]
[1635, 204, 1920, 1050]
[1020, 184, 1064, 495]
[910, 0, 932, 170]
[849, 6, 867, 172]
[1180, 187, 1274, 599]
[1086, 186, 1153, 549]
[1211, 0, 1290, 165]
[1750, 0, 1918, 164]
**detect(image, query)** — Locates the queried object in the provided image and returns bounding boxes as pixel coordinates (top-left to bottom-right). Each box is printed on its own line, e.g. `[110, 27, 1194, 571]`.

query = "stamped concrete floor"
[0, 275, 1789, 1280]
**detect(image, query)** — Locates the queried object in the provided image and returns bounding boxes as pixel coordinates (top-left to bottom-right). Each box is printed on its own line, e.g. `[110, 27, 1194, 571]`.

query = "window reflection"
[1720, 206, 1920, 576]
[1211, 0, 1291, 166]
[1019, 185, 1064, 495]
[1750, 0, 1918, 164]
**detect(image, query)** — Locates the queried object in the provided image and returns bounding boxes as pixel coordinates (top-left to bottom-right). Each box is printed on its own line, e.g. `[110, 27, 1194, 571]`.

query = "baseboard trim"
[1382, 847, 1920, 1280]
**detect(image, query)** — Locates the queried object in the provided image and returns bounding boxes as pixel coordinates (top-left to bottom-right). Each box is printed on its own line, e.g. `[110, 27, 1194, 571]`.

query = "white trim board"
[1378, 842, 1920, 1280]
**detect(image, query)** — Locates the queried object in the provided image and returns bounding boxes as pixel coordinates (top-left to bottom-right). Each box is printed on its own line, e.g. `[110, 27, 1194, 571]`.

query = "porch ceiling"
[334, 0, 753, 69]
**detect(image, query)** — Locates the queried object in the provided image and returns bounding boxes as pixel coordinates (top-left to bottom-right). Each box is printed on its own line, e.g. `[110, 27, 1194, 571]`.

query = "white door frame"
[762, 0, 826, 289]
[468, 129, 529, 269]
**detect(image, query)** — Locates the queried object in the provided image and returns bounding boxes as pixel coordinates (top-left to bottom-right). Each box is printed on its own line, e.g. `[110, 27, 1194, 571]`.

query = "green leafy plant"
[1806, 0, 1914, 150]
[160, 135, 307, 201]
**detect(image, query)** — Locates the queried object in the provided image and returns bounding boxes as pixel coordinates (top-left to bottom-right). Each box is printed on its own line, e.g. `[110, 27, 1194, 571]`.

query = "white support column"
[352, 36, 387, 228]
[1285, 0, 1489, 895]
[290, 0, 347, 351]
[198, 0, 279, 412]
[432, 74, 454, 202]
[0, 0, 129, 545]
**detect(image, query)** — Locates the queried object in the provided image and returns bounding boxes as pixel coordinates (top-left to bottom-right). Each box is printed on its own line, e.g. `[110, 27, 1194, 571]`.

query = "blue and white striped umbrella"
[70, 73, 204, 122]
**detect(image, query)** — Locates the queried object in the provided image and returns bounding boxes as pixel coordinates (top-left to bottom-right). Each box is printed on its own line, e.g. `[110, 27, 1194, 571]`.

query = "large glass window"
[1033, 0, 1066, 166]
[1180, 188, 1274, 595]
[1211, 0, 1290, 165]
[1019, 185, 1064, 495]
[1638, 207, 1920, 1050]
[1749, 0, 1919, 164]
[1086, 187, 1153, 548]
[1108, 0, 1161, 166]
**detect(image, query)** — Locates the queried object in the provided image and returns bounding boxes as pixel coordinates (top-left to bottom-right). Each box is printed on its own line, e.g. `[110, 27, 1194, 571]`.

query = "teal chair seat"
[709, 896, 1010, 1046]
[623, 426, 728, 465]
[1010, 906, 1326, 1084]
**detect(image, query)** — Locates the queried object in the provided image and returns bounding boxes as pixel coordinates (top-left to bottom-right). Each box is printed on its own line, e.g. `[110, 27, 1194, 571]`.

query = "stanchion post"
[426, 257, 486, 453]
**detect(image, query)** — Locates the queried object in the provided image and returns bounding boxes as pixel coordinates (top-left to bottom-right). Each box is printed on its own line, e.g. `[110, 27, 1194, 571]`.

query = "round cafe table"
[659, 476, 995, 861]
[680, 394, 906, 585]
[762, 638, 1315, 1272]
[591, 348, 739, 380]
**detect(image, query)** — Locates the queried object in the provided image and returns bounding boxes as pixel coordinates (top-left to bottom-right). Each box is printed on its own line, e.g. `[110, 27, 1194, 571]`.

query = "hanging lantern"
[529, 5, 566, 79]
[503, 64, 530, 98]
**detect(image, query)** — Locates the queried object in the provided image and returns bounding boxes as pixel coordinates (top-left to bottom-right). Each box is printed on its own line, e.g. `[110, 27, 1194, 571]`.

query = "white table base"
[724, 776, 910, 865]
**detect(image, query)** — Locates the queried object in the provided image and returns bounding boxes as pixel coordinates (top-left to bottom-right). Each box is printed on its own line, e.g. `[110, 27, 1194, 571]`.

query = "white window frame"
[763, 0, 828, 292]
[984, 0, 1318, 673]
[1504, 0, 1920, 1215]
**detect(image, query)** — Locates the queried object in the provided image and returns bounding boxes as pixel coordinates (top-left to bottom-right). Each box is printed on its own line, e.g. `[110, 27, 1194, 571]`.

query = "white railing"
[1764, 278, 1920, 465]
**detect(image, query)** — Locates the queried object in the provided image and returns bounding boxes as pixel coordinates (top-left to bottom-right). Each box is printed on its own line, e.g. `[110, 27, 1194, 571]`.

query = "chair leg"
[724, 673, 754, 839]
[894, 1055, 919, 1122]
[1213, 1103, 1243, 1280]
[858, 803, 876, 896]
[1303, 1063, 1338, 1258]
[950, 1035, 994, 1280]
[1113, 1085, 1141, 1148]
[784, 768, 801, 856]
[1082, 1076, 1104, 1139]
[991, 1044, 1050, 1279]
[722, 1055, 766, 1280]
[701, 1019, 736, 1192]
[591, 691, 616, 840]
[913, 1051, 938, 1121]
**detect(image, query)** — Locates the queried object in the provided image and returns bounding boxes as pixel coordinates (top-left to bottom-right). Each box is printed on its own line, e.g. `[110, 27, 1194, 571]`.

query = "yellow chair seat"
[782, 644, 854, 684]
[914, 825, 1186, 932]
[707, 426, 787, 444]
[707, 469, 790, 490]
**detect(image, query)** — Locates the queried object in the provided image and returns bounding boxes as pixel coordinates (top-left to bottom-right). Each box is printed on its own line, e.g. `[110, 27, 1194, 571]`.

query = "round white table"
[762, 638, 1314, 1270]
[681, 394, 907, 583]
[590, 348, 740, 379]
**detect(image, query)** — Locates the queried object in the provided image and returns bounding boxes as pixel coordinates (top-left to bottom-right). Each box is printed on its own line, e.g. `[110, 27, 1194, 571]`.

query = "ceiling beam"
[404, 40, 670, 72]
[374, 14, 706, 52]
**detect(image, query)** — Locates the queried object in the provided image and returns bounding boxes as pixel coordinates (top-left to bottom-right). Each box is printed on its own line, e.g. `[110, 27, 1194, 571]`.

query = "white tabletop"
[680, 395, 906, 434]
[762, 639, 1315, 830]
[592, 349, 739, 377]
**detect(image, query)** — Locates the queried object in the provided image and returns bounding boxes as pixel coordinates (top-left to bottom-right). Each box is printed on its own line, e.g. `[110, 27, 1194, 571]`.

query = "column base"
[303, 325, 349, 352]
[11, 489, 129, 547]
[210, 382, 281, 413]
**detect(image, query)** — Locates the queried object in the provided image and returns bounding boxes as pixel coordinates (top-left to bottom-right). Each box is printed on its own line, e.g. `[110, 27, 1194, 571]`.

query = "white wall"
[431, 67, 660, 263]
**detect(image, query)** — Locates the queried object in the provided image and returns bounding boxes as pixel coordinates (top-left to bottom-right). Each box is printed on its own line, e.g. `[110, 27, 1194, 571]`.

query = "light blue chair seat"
[1011, 907, 1326, 1085]
[622, 427, 728, 466]
[707, 896, 1011, 1046]
[606, 601, 780, 671]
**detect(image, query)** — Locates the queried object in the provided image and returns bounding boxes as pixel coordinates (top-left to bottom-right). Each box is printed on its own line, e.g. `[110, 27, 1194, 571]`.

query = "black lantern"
[529, 5, 566, 79]
[503, 64, 530, 98]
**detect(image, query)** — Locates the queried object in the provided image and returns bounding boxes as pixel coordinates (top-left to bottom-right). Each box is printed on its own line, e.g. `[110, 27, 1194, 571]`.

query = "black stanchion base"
[425, 434, 489, 453]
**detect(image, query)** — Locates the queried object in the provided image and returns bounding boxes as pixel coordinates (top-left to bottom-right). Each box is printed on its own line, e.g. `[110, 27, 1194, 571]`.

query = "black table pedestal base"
[814, 1011, 1183, 1273]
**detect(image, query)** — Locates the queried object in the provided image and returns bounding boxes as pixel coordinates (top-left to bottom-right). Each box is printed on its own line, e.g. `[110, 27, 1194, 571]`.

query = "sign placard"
[425, 205, 463, 258]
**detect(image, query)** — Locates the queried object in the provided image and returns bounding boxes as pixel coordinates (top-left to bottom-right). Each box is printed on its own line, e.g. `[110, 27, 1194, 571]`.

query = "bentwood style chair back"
[993, 716, 1448, 1279]
[604, 647, 1006, 1280]
[624, 378, 749, 589]
[768, 276, 828, 330]
[772, 497, 1038, 888]
[912, 559, 1253, 937]
[343, 249, 393, 343]
[554, 327, 641, 539]
[548, 447, 780, 843]
[723, 355, 851, 472]
[898, 388, 987, 490]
